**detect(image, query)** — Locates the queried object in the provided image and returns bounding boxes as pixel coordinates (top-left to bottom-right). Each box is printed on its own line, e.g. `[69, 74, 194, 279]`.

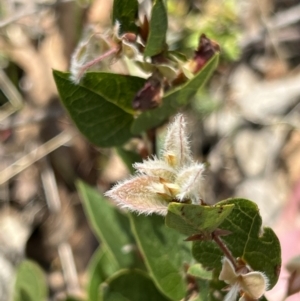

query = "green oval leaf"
[79, 73, 145, 114]
[166, 203, 234, 236]
[192, 198, 281, 289]
[131, 54, 219, 134]
[87, 246, 119, 301]
[77, 181, 136, 269]
[53, 71, 145, 147]
[100, 269, 170, 301]
[130, 214, 192, 300]
[14, 260, 48, 301]
[144, 0, 168, 57]
[113, 0, 139, 34]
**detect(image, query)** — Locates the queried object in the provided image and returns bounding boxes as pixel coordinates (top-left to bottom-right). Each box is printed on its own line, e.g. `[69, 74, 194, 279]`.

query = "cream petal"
[105, 175, 169, 215]
[240, 271, 268, 299]
[133, 157, 176, 181]
[163, 182, 180, 197]
[176, 163, 205, 202]
[149, 182, 173, 198]
[219, 257, 238, 285]
[122, 40, 138, 58]
[163, 114, 193, 168]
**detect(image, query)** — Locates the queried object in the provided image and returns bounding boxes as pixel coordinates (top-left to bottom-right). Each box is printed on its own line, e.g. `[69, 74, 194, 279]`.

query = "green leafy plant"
[51, 0, 281, 300]
[14, 260, 48, 301]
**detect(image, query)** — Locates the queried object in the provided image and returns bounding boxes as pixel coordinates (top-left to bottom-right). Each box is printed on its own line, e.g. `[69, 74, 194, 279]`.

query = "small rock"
[231, 65, 300, 121]
[205, 107, 243, 137]
[234, 176, 287, 225]
[234, 126, 288, 177]
[234, 129, 269, 177]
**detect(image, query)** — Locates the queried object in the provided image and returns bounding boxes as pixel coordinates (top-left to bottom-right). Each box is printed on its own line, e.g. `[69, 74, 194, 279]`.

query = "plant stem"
[212, 231, 238, 270]
[77, 47, 119, 80]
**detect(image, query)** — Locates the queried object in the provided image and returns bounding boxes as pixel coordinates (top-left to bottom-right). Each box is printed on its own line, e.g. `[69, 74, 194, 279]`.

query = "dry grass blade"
[0, 70, 23, 122]
[0, 9, 37, 28]
[41, 161, 61, 213]
[41, 160, 80, 297]
[58, 242, 81, 296]
[0, 130, 75, 185]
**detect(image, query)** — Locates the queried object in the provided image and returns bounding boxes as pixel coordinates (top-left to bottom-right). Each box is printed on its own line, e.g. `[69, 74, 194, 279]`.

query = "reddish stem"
[212, 231, 238, 271]
[77, 47, 119, 80]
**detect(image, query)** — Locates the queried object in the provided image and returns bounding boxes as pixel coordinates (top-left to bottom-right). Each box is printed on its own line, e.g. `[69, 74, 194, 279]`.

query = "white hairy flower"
[70, 21, 138, 84]
[70, 39, 90, 84]
[105, 114, 205, 215]
[219, 257, 269, 301]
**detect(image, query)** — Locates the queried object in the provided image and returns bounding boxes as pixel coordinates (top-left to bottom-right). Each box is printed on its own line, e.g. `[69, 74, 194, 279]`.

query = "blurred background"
[1, 0, 300, 300]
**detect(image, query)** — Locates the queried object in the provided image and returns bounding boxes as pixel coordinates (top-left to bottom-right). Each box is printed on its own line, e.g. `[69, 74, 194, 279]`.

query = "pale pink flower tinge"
[105, 114, 205, 215]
